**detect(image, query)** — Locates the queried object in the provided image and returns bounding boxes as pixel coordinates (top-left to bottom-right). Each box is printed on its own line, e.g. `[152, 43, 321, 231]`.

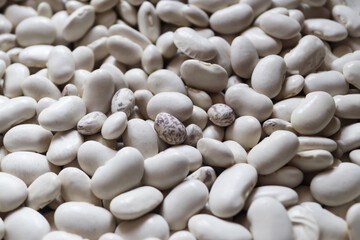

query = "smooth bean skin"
[197, 138, 235, 167]
[304, 71, 349, 96]
[62, 6, 95, 42]
[332, 5, 360, 38]
[247, 197, 293, 240]
[303, 19, 348, 42]
[47, 45, 75, 85]
[347, 203, 360, 240]
[209, 163, 257, 218]
[0, 172, 27, 212]
[247, 130, 299, 175]
[258, 166, 303, 188]
[334, 94, 360, 119]
[287, 205, 320, 240]
[310, 163, 360, 206]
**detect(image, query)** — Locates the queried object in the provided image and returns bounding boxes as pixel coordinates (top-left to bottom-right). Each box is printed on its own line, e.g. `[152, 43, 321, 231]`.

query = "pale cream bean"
[18, 45, 54, 68]
[0, 14, 12, 34]
[26, 172, 60, 210]
[142, 151, 189, 190]
[72, 46, 94, 72]
[222, 140, 247, 164]
[197, 138, 235, 167]
[303, 19, 348, 42]
[209, 4, 253, 34]
[245, 186, 298, 210]
[4, 5, 37, 27]
[304, 71, 348, 96]
[331, 50, 360, 72]
[0, 172, 27, 212]
[117, 0, 137, 26]
[107, 35, 142, 65]
[225, 84, 273, 121]
[161, 180, 208, 230]
[248, 130, 299, 175]
[291, 91, 335, 135]
[347, 203, 360, 240]
[110, 186, 163, 220]
[4, 124, 52, 153]
[15, 16, 56, 47]
[37, 2, 52, 18]
[55, 202, 115, 240]
[349, 149, 360, 165]
[287, 205, 320, 240]
[251, 54, 286, 98]
[77, 111, 107, 135]
[123, 119, 158, 158]
[43, 231, 86, 240]
[209, 163, 257, 218]
[58, 167, 100, 205]
[301, 202, 348, 240]
[134, 89, 152, 119]
[169, 231, 196, 240]
[154, 112, 186, 145]
[3, 63, 29, 98]
[156, 1, 190, 26]
[332, 5, 360, 37]
[242, 27, 282, 57]
[36, 97, 57, 115]
[311, 163, 360, 206]
[284, 35, 325, 75]
[272, 0, 300, 8]
[0, 217, 3, 239]
[91, 147, 144, 200]
[167, 53, 190, 75]
[231, 36, 259, 79]
[38, 96, 86, 132]
[108, 24, 150, 50]
[21, 75, 61, 101]
[0, 96, 37, 133]
[239, 0, 271, 16]
[141, 44, 163, 74]
[47, 46, 75, 85]
[258, 166, 303, 188]
[208, 36, 231, 75]
[77, 141, 116, 176]
[101, 112, 127, 140]
[62, 83, 78, 96]
[188, 0, 238, 13]
[187, 88, 212, 111]
[184, 124, 203, 147]
[63, 6, 95, 42]
[272, 97, 303, 121]
[51, 10, 69, 45]
[174, 27, 217, 61]
[1, 151, 58, 185]
[156, 31, 177, 59]
[87, 37, 109, 62]
[100, 63, 127, 91]
[276, 74, 304, 100]
[147, 69, 186, 95]
[124, 68, 148, 91]
[115, 214, 169, 240]
[188, 214, 252, 240]
[343, 60, 360, 88]
[248, 197, 293, 240]
[298, 136, 337, 152]
[165, 145, 203, 172]
[333, 123, 360, 157]
[183, 105, 208, 130]
[334, 94, 360, 119]
[91, 0, 118, 13]
[202, 124, 224, 141]
[83, 69, 114, 113]
[47, 130, 83, 166]
[262, 118, 296, 135]
[147, 92, 193, 122]
[182, 4, 209, 27]
[95, 9, 117, 27]
[225, 115, 261, 150]
[0, 33, 16, 51]
[258, 12, 301, 39]
[5, 207, 50, 240]
[138, 2, 160, 42]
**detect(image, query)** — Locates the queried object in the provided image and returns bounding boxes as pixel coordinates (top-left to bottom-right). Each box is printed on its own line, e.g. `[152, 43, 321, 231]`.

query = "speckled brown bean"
[207, 103, 235, 127]
[184, 124, 203, 147]
[154, 112, 187, 145]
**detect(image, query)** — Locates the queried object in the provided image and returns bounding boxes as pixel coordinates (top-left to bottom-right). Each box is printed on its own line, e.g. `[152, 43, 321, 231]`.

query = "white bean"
[346, 203, 360, 240]
[63, 6, 95, 42]
[0, 172, 27, 212]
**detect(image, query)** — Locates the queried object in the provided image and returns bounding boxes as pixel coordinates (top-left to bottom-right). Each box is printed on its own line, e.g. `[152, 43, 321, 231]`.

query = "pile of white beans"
[0, 0, 360, 239]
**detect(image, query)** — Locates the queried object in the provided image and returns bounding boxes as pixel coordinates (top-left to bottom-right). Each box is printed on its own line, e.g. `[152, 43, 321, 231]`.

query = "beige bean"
[290, 150, 334, 172]
[291, 91, 335, 135]
[58, 167, 100, 205]
[1, 151, 58, 185]
[141, 44, 163, 74]
[26, 172, 61, 210]
[22, 75, 61, 101]
[188, 214, 251, 240]
[284, 35, 325, 75]
[107, 35, 143, 65]
[161, 180, 208, 230]
[101, 111, 127, 140]
[0, 96, 37, 133]
[343, 60, 360, 88]
[0, 172, 27, 212]
[4, 63, 29, 98]
[110, 186, 163, 220]
[207, 103, 235, 127]
[77, 141, 116, 176]
[187, 88, 212, 111]
[15, 16, 56, 47]
[248, 130, 299, 175]
[38, 96, 86, 131]
[231, 36, 259, 79]
[91, 147, 144, 200]
[124, 68, 148, 91]
[311, 163, 360, 206]
[138, 2, 160, 42]
[185, 166, 216, 189]
[63, 6, 95, 42]
[258, 166, 303, 188]
[142, 151, 189, 190]
[4, 207, 50, 240]
[100, 63, 128, 91]
[47, 130, 83, 166]
[209, 163, 257, 218]
[276, 75, 305, 100]
[55, 202, 115, 240]
[183, 105, 208, 130]
[4, 124, 52, 153]
[262, 118, 296, 135]
[202, 124, 224, 141]
[251, 54, 286, 98]
[115, 214, 169, 240]
[165, 145, 203, 172]
[225, 84, 273, 122]
[197, 138, 234, 167]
